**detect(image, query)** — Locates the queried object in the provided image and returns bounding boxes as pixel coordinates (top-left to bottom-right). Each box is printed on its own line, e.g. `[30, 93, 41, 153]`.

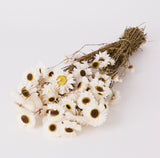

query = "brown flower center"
[48, 71, 54, 77]
[66, 104, 71, 110]
[92, 62, 99, 69]
[49, 124, 57, 132]
[80, 70, 86, 76]
[86, 87, 91, 91]
[50, 110, 59, 116]
[77, 82, 82, 89]
[98, 77, 105, 82]
[21, 88, 30, 97]
[21, 115, 30, 124]
[27, 73, 33, 81]
[65, 128, 74, 133]
[96, 86, 104, 92]
[99, 57, 105, 61]
[82, 97, 90, 104]
[90, 109, 99, 118]
[48, 97, 55, 102]
[104, 104, 107, 109]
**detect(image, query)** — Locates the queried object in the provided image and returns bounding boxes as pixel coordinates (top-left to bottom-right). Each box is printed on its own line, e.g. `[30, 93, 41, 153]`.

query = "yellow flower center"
[56, 76, 67, 85]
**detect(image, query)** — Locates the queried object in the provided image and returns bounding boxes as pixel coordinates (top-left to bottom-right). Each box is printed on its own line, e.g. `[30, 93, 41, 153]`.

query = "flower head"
[61, 120, 81, 137]
[73, 61, 92, 80]
[82, 103, 108, 127]
[77, 91, 96, 109]
[17, 108, 36, 128]
[45, 104, 65, 122]
[43, 119, 63, 138]
[41, 83, 59, 104]
[61, 96, 77, 114]
[23, 67, 41, 87]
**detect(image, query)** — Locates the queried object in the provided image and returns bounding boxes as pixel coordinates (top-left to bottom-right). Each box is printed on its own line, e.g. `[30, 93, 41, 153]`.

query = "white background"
[0, 0, 160, 158]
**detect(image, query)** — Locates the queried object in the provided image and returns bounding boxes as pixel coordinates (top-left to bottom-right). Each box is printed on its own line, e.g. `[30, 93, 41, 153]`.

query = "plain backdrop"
[0, 0, 160, 158]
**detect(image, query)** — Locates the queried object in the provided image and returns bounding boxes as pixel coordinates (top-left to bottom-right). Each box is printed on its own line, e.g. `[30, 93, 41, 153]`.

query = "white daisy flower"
[41, 84, 59, 104]
[73, 61, 92, 79]
[44, 67, 59, 83]
[92, 59, 107, 70]
[77, 91, 97, 109]
[36, 63, 47, 78]
[94, 72, 111, 84]
[43, 119, 63, 138]
[66, 92, 78, 102]
[61, 96, 77, 114]
[22, 93, 43, 112]
[64, 112, 86, 125]
[102, 51, 115, 65]
[98, 98, 109, 110]
[23, 67, 40, 86]
[57, 74, 75, 94]
[11, 90, 26, 106]
[49, 69, 75, 94]
[17, 82, 38, 100]
[46, 104, 65, 122]
[95, 51, 115, 65]
[37, 105, 48, 116]
[89, 78, 112, 101]
[17, 108, 36, 129]
[106, 57, 115, 66]
[61, 120, 82, 137]
[82, 103, 108, 127]
[12, 91, 43, 112]
[76, 77, 89, 93]
[94, 51, 108, 62]
[91, 51, 115, 70]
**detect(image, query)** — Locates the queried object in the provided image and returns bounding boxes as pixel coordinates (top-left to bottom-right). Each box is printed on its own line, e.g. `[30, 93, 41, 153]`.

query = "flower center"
[49, 124, 57, 132]
[90, 109, 99, 118]
[48, 97, 55, 102]
[65, 128, 74, 133]
[80, 70, 86, 76]
[86, 87, 91, 91]
[92, 62, 99, 69]
[27, 73, 33, 81]
[77, 82, 82, 89]
[99, 57, 105, 61]
[21, 88, 30, 97]
[21, 115, 30, 124]
[50, 110, 59, 116]
[66, 104, 71, 109]
[96, 86, 104, 92]
[82, 97, 91, 104]
[48, 71, 54, 77]
[57, 76, 67, 85]
[98, 77, 105, 82]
